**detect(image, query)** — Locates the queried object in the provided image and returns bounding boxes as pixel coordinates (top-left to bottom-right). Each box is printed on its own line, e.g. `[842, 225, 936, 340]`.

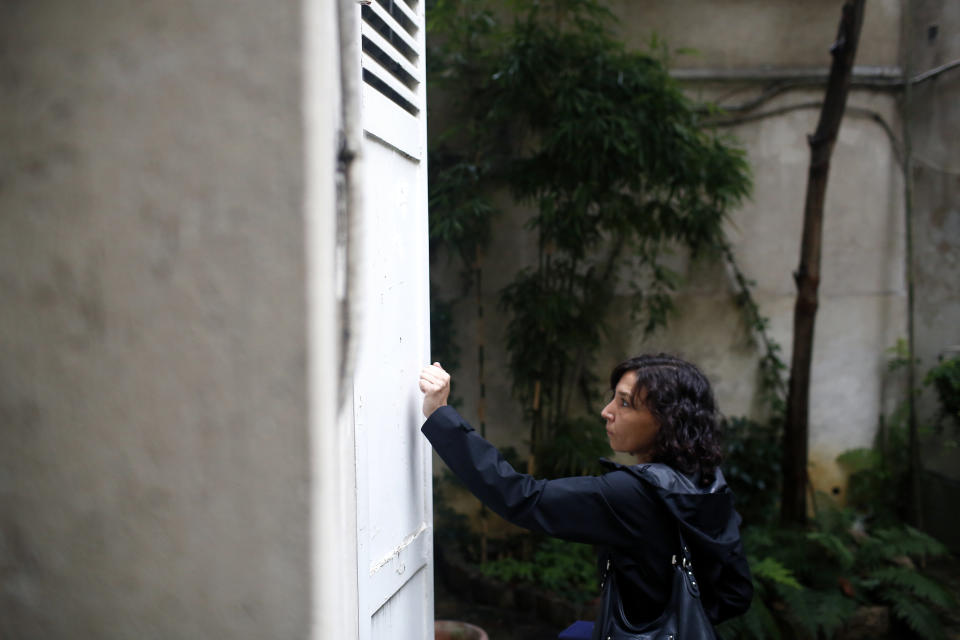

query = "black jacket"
[422, 406, 753, 625]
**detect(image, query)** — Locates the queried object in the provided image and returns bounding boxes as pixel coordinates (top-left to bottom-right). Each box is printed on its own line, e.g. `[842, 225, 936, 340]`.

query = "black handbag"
[592, 531, 717, 640]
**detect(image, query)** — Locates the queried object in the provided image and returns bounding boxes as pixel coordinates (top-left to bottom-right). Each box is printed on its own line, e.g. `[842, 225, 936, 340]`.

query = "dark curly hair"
[610, 353, 723, 484]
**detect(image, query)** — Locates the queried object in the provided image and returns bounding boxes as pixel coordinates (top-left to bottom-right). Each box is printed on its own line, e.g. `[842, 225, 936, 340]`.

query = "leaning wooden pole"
[781, 0, 866, 527]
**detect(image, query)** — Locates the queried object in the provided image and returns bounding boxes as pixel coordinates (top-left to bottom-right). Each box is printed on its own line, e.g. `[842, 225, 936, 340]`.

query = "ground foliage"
[480, 537, 597, 605]
[720, 499, 954, 640]
[720, 347, 958, 639]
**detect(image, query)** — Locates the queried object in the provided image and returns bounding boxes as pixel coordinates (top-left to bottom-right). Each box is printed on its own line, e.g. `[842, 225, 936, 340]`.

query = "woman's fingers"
[419, 363, 450, 388]
[418, 377, 442, 393]
[418, 368, 436, 389]
[420, 363, 451, 418]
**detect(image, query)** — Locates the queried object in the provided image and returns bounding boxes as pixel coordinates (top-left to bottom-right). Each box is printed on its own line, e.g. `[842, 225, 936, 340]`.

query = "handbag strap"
[674, 525, 703, 593]
[674, 524, 694, 570]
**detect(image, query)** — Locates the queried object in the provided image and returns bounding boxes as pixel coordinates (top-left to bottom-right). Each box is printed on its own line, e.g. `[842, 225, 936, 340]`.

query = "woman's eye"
[620, 399, 630, 408]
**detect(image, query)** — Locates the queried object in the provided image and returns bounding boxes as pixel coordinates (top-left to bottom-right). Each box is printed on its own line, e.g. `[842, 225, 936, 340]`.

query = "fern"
[734, 517, 956, 640]
[717, 372, 957, 639]
[811, 591, 857, 639]
[751, 556, 802, 590]
[856, 525, 948, 569]
[717, 593, 781, 640]
[871, 526, 948, 559]
[810, 496, 857, 535]
[851, 528, 955, 639]
[806, 531, 855, 570]
[887, 590, 948, 640]
[871, 566, 955, 608]
[776, 582, 855, 639]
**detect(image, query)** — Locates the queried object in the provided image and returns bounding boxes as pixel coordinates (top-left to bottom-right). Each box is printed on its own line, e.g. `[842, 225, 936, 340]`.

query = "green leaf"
[806, 531, 855, 570]
[751, 556, 802, 590]
[835, 447, 880, 474]
[871, 526, 948, 559]
[778, 586, 856, 639]
[717, 593, 781, 640]
[870, 566, 955, 609]
[889, 592, 947, 640]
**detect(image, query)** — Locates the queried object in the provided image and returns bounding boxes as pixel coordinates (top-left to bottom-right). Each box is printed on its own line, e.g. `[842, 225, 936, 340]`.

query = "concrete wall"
[432, 0, 914, 505]
[907, 0, 960, 548]
[714, 87, 906, 494]
[610, 0, 902, 68]
[0, 1, 311, 637]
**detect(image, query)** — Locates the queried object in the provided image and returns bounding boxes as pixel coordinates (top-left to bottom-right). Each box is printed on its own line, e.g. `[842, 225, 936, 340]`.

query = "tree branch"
[781, 0, 866, 528]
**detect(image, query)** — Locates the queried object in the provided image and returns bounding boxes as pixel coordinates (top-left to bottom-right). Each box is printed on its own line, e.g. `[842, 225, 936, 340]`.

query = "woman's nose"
[600, 401, 613, 421]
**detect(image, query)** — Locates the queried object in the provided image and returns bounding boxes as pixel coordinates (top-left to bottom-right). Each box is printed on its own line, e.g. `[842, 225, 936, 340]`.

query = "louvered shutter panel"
[359, 0, 424, 158]
[352, 0, 433, 638]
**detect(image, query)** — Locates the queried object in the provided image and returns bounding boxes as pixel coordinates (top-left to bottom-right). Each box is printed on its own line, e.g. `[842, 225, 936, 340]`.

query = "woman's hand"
[419, 362, 450, 418]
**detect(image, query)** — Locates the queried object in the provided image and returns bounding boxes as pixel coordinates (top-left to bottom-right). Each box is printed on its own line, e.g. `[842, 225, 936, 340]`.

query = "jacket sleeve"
[421, 406, 662, 547]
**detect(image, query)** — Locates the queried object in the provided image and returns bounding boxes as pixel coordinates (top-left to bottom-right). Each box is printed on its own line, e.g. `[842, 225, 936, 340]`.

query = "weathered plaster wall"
[715, 88, 907, 494]
[425, 0, 902, 79]
[907, 0, 960, 549]
[610, 0, 902, 69]
[432, 0, 911, 506]
[0, 1, 310, 637]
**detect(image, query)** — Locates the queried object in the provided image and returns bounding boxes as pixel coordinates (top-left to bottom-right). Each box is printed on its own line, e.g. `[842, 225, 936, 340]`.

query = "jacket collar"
[598, 458, 729, 495]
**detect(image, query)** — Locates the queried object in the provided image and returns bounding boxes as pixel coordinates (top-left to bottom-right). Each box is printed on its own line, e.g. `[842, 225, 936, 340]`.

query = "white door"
[352, 0, 433, 638]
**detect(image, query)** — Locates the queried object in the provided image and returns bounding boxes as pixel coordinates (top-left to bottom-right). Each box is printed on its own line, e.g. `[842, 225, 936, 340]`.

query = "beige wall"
[610, 0, 902, 69]
[907, 0, 960, 548]
[0, 1, 310, 637]
[910, 0, 960, 442]
[717, 87, 906, 494]
[433, 0, 917, 503]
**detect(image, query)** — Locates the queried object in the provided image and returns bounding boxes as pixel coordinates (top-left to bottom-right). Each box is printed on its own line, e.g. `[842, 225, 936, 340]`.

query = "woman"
[419, 353, 752, 631]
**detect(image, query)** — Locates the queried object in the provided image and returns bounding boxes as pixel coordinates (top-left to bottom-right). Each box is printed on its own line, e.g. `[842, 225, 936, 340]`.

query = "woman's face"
[600, 370, 660, 462]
